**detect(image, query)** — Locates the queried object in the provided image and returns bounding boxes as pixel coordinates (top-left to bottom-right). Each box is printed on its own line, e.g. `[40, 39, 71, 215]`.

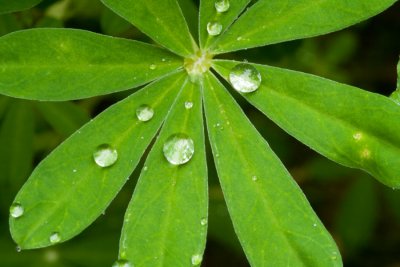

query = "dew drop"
[215, 0, 230, 13]
[252, 175, 258, 181]
[16, 246, 21, 252]
[229, 63, 262, 93]
[93, 144, 118, 168]
[313, 223, 317, 227]
[112, 259, 132, 267]
[191, 254, 203, 265]
[200, 218, 208, 226]
[10, 203, 24, 218]
[136, 105, 154, 122]
[49, 232, 61, 244]
[207, 21, 222, 36]
[163, 133, 194, 165]
[149, 64, 157, 70]
[185, 101, 193, 109]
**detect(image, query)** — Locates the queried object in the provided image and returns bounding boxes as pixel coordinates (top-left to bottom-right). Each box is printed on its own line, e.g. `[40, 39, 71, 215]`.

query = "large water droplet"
[136, 105, 154, 122]
[93, 144, 118, 168]
[191, 254, 203, 265]
[229, 63, 262, 93]
[215, 0, 230, 13]
[10, 203, 24, 218]
[163, 134, 194, 165]
[207, 21, 222, 36]
[112, 259, 132, 267]
[49, 232, 61, 244]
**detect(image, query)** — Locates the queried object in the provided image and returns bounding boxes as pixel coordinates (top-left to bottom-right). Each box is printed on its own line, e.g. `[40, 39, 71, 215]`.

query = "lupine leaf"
[203, 72, 341, 266]
[213, 60, 400, 188]
[177, 0, 199, 39]
[199, 0, 250, 49]
[0, 28, 182, 101]
[119, 78, 208, 267]
[0, 0, 42, 15]
[9, 72, 186, 249]
[100, 0, 197, 57]
[210, 0, 398, 54]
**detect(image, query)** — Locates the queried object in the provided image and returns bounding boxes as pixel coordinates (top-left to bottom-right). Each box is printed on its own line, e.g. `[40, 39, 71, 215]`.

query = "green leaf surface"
[0, 28, 182, 101]
[119, 78, 208, 266]
[213, 60, 400, 188]
[9, 72, 186, 249]
[36, 102, 90, 137]
[177, 0, 199, 39]
[100, 0, 197, 57]
[199, 0, 250, 49]
[210, 0, 398, 54]
[202, 72, 341, 266]
[0, 0, 42, 15]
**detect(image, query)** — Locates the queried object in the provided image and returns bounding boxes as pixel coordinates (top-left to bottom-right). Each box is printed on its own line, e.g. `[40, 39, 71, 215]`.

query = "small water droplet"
[207, 21, 222, 36]
[191, 254, 203, 265]
[10, 203, 24, 218]
[112, 259, 132, 267]
[313, 223, 317, 227]
[16, 246, 21, 252]
[143, 166, 148, 171]
[185, 101, 193, 109]
[149, 64, 157, 70]
[353, 132, 363, 141]
[163, 133, 195, 165]
[93, 144, 118, 168]
[49, 232, 61, 244]
[200, 218, 208, 226]
[161, 58, 166, 62]
[229, 63, 262, 93]
[136, 105, 154, 122]
[72, 169, 77, 173]
[215, 0, 230, 12]
[252, 175, 258, 181]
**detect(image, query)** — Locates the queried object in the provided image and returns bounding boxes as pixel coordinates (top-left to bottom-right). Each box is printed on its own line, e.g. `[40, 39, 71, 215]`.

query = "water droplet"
[252, 175, 258, 181]
[143, 166, 148, 171]
[136, 105, 154, 122]
[161, 58, 166, 62]
[149, 64, 157, 70]
[112, 259, 132, 267]
[49, 232, 61, 244]
[353, 132, 363, 141]
[163, 134, 194, 165]
[72, 169, 77, 173]
[16, 246, 21, 252]
[10, 203, 24, 218]
[185, 101, 193, 109]
[313, 223, 317, 227]
[191, 254, 203, 265]
[207, 21, 222, 36]
[229, 63, 262, 93]
[215, 0, 230, 12]
[93, 144, 118, 168]
[200, 218, 208, 226]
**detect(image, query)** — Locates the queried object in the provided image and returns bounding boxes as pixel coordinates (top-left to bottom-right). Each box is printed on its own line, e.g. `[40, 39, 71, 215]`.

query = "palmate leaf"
[209, 0, 398, 54]
[213, 60, 400, 188]
[10, 72, 186, 249]
[0, 29, 182, 101]
[100, 0, 197, 57]
[118, 79, 208, 266]
[0, 0, 42, 15]
[203, 72, 341, 266]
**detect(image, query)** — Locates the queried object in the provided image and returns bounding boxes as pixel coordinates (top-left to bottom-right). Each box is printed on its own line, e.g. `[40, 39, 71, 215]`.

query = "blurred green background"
[0, 1, 399, 266]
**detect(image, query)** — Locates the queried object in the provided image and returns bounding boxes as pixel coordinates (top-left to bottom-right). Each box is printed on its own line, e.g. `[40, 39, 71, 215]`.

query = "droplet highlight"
[49, 232, 61, 244]
[112, 259, 132, 267]
[207, 21, 222, 36]
[229, 63, 262, 93]
[191, 254, 203, 265]
[215, 0, 230, 13]
[163, 134, 194, 166]
[136, 105, 154, 122]
[185, 101, 193, 109]
[10, 203, 24, 218]
[93, 144, 118, 168]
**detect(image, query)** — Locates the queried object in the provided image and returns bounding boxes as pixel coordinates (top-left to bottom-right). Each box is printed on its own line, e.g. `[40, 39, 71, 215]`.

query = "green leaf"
[202, 72, 341, 266]
[210, 0, 398, 54]
[9, 71, 186, 249]
[0, 28, 182, 101]
[199, 0, 250, 49]
[0, 0, 42, 15]
[0, 14, 22, 36]
[119, 78, 208, 266]
[35, 102, 90, 137]
[100, 0, 197, 57]
[177, 0, 199, 39]
[391, 57, 400, 103]
[213, 60, 400, 188]
[100, 7, 132, 37]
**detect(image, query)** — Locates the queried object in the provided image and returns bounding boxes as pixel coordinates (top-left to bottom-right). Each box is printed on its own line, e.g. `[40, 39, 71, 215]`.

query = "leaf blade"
[0, 28, 182, 101]
[203, 72, 341, 266]
[0, 0, 42, 14]
[9, 71, 187, 249]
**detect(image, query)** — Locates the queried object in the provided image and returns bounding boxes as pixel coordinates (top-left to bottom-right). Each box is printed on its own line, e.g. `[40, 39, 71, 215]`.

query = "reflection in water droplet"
[136, 105, 154, 122]
[93, 144, 118, 168]
[200, 218, 208, 226]
[10, 203, 24, 218]
[163, 134, 194, 165]
[112, 259, 132, 267]
[215, 0, 230, 13]
[207, 21, 222, 36]
[229, 63, 262, 93]
[191, 254, 203, 265]
[185, 101, 193, 109]
[49, 232, 61, 244]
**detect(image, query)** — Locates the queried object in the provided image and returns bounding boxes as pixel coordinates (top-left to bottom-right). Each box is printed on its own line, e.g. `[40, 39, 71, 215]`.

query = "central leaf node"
[184, 50, 213, 79]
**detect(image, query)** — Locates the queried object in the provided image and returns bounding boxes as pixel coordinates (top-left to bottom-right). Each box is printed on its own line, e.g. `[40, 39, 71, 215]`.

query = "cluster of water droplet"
[206, 0, 230, 37]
